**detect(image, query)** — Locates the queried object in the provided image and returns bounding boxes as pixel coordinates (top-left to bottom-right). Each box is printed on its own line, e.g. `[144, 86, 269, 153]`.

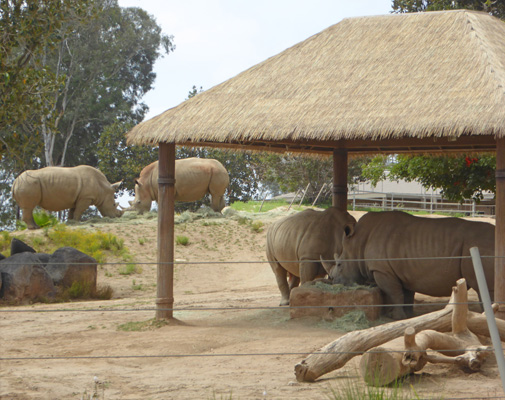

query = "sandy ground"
[1, 208, 504, 400]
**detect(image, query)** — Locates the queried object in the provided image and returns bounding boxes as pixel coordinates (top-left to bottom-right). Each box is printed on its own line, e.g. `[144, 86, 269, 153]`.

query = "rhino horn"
[320, 255, 336, 275]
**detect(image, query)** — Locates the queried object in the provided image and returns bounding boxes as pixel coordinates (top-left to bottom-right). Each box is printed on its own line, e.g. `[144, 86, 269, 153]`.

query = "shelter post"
[332, 149, 348, 211]
[496, 138, 505, 320]
[156, 142, 176, 319]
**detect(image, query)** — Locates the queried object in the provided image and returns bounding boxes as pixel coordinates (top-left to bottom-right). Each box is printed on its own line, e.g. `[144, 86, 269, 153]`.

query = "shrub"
[176, 235, 189, 246]
[250, 220, 264, 233]
[59, 281, 113, 301]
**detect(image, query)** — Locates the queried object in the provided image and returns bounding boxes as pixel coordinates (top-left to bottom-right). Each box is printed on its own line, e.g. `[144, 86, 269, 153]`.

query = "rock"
[10, 238, 36, 255]
[0, 253, 55, 303]
[45, 247, 97, 289]
[289, 282, 384, 321]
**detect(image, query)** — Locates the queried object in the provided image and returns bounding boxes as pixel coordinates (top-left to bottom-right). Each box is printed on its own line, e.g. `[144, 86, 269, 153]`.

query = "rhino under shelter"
[126, 10, 505, 320]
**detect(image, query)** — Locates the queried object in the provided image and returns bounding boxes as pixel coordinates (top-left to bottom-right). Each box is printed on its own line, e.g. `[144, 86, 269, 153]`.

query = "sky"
[117, 0, 393, 121]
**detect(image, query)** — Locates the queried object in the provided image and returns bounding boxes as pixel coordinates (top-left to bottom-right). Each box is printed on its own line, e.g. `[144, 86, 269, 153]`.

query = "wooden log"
[294, 301, 455, 382]
[295, 280, 505, 382]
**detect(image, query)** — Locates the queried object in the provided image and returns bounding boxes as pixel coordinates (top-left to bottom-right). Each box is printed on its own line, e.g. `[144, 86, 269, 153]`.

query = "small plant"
[176, 235, 190, 246]
[119, 263, 141, 275]
[132, 279, 143, 290]
[250, 220, 264, 233]
[138, 237, 146, 245]
[0, 231, 11, 255]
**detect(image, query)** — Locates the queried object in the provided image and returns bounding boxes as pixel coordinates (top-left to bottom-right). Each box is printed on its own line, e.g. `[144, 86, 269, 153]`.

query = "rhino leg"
[70, 201, 92, 221]
[299, 260, 324, 284]
[403, 289, 415, 318]
[21, 207, 39, 230]
[373, 271, 407, 320]
[270, 262, 291, 306]
[288, 273, 300, 291]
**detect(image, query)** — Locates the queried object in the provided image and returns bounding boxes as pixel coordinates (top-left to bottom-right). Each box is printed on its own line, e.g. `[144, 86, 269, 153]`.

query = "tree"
[362, 154, 496, 202]
[2, 0, 174, 169]
[392, 0, 505, 17]
[0, 0, 94, 167]
[96, 120, 158, 195]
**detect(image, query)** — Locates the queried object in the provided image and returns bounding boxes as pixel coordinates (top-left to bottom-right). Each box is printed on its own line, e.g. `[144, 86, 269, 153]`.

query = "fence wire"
[2, 253, 505, 398]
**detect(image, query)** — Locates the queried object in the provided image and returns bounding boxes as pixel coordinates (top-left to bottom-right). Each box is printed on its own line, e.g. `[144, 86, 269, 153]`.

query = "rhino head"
[320, 225, 367, 286]
[97, 181, 124, 218]
[129, 179, 152, 214]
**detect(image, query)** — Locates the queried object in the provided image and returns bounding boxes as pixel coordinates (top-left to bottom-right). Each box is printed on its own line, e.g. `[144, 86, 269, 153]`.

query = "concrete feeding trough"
[289, 281, 383, 321]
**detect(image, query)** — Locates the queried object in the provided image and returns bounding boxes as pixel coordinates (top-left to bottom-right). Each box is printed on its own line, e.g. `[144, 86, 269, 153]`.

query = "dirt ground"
[1, 207, 504, 400]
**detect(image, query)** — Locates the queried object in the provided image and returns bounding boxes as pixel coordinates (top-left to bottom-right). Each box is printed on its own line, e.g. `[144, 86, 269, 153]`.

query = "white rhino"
[130, 158, 230, 213]
[266, 207, 357, 306]
[322, 211, 495, 320]
[12, 165, 123, 229]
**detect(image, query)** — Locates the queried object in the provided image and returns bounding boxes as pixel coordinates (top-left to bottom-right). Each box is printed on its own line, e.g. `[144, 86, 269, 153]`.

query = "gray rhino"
[12, 165, 123, 229]
[322, 211, 495, 320]
[266, 207, 357, 306]
[130, 158, 230, 213]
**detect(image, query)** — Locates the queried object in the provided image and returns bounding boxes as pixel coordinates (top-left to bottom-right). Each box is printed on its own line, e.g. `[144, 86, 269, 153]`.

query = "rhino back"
[267, 208, 354, 275]
[13, 166, 110, 211]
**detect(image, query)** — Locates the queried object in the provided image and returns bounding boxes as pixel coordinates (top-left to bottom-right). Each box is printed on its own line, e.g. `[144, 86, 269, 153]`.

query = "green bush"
[176, 235, 189, 246]
[16, 211, 59, 230]
[59, 281, 113, 301]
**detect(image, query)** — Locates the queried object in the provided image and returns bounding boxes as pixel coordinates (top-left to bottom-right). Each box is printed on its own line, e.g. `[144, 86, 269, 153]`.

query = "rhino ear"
[320, 255, 336, 275]
[111, 180, 122, 191]
[344, 223, 355, 238]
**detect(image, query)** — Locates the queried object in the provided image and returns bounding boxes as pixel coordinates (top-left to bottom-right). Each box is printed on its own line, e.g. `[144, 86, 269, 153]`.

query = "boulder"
[10, 238, 36, 255]
[0, 253, 55, 303]
[45, 247, 97, 289]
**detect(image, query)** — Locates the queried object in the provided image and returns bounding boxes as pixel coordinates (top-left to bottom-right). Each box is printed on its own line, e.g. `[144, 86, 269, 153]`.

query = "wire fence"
[2, 253, 505, 398]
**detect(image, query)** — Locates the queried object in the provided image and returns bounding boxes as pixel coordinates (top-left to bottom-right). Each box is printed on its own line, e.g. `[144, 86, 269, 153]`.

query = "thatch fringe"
[127, 10, 505, 150]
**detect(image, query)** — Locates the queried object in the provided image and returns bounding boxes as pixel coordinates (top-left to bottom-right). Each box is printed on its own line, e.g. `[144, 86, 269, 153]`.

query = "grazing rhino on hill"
[12, 165, 123, 230]
[130, 158, 230, 213]
[266, 207, 357, 306]
[322, 211, 495, 320]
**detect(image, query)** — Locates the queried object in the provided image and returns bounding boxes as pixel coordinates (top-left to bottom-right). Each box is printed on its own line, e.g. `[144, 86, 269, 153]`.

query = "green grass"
[325, 376, 432, 399]
[5, 224, 132, 263]
[117, 318, 169, 332]
[119, 263, 142, 275]
[229, 199, 289, 213]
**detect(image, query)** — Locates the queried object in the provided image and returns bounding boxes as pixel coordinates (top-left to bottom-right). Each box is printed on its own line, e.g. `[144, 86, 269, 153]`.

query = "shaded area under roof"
[127, 10, 505, 154]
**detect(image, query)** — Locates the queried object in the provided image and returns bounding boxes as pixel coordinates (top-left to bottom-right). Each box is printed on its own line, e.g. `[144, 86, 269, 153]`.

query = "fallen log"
[294, 280, 505, 382]
[359, 279, 492, 386]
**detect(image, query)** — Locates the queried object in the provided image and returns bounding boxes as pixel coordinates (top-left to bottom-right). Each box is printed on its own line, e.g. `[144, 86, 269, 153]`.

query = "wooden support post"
[332, 149, 348, 211]
[156, 142, 176, 320]
[496, 137, 505, 319]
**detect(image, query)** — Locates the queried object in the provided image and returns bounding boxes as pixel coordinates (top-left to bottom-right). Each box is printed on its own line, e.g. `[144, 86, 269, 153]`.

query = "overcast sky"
[117, 0, 393, 121]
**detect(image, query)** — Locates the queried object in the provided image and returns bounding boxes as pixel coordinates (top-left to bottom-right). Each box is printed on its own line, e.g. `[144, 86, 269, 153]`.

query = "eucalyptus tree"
[8, 0, 174, 168]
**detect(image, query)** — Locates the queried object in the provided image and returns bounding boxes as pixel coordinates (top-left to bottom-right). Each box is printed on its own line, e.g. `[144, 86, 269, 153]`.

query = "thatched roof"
[127, 10, 505, 154]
